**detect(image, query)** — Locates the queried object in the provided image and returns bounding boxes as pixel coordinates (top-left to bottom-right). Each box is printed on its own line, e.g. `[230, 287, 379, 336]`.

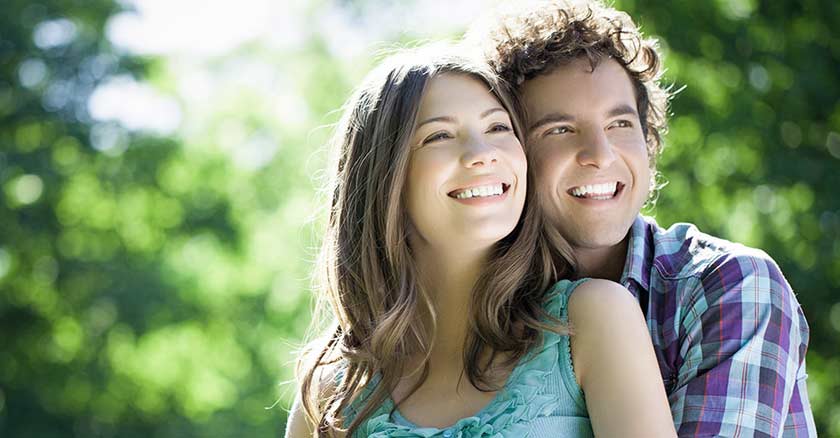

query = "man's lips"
[567, 181, 625, 199]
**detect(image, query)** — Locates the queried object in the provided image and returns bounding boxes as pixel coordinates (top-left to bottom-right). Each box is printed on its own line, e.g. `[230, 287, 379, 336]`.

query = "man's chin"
[570, 235, 626, 251]
[557, 221, 632, 252]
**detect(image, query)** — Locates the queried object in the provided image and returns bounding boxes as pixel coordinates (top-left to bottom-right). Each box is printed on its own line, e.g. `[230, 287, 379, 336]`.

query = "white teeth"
[454, 183, 505, 199]
[571, 182, 618, 198]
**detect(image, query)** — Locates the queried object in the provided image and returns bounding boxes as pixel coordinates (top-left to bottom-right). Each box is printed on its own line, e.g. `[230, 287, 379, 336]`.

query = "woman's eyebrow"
[417, 107, 507, 128]
[416, 115, 456, 128]
[480, 107, 507, 118]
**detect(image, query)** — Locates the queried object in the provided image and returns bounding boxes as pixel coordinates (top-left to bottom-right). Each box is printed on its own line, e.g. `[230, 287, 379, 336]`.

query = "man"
[467, 1, 816, 436]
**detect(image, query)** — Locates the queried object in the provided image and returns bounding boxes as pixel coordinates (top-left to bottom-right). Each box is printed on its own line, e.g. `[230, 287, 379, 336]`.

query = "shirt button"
[443, 430, 453, 437]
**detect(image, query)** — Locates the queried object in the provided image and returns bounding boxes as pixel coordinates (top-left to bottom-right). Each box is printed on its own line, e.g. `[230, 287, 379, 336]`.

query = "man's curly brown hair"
[466, 0, 672, 197]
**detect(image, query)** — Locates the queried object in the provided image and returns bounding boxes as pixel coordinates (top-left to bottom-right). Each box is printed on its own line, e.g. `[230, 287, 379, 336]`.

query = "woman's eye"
[611, 120, 633, 128]
[422, 131, 452, 144]
[487, 123, 512, 133]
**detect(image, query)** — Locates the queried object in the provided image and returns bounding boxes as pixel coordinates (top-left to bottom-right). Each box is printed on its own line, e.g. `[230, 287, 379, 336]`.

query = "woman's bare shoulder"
[284, 360, 345, 438]
[565, 279, 677, 436]
[567, 278, 642, 325]
[566, 279, 649, 383]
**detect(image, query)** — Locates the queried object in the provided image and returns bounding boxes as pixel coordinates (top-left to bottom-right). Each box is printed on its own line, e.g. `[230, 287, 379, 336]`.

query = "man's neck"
[573, 236, 629, 282]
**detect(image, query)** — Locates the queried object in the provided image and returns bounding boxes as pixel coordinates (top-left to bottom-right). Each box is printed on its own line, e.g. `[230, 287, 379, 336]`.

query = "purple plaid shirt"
[620, 216, 816, 437]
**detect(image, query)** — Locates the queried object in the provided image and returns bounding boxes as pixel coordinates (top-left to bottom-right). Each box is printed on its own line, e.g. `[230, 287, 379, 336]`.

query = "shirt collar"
[620, 215, 654, 292]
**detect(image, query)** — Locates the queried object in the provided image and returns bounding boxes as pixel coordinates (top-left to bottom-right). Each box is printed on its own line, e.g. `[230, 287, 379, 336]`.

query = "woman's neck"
[413, 243, 488, 357]
[395, 241, 516, 407]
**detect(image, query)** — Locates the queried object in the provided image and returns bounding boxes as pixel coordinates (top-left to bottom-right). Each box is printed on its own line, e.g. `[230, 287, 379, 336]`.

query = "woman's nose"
[460, 137, 499, 168]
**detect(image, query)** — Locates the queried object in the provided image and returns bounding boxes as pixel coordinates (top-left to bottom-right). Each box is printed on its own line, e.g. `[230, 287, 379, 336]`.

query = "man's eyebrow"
[528, 112, 574, 133]
[607, 104, 638, 118]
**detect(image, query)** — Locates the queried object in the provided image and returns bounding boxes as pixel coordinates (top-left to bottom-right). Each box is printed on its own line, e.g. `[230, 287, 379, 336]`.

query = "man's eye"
[612, 120, 633, 128]
[423, 131, 452, 144]
[544, 126, 572, 136]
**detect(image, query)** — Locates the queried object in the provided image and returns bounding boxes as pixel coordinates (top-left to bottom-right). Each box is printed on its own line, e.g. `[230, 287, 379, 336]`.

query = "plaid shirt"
[620, 216, 816, 437]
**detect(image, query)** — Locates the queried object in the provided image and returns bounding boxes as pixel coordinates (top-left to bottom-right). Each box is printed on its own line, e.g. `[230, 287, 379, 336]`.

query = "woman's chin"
[432, 224, 519, 251]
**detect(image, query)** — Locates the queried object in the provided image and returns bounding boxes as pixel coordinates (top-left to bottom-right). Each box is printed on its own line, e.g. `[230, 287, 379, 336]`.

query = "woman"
[285, 44, 675, 437]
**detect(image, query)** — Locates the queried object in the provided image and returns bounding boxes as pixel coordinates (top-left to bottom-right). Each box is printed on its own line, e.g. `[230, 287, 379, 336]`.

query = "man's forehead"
[521, 58, 637, 110]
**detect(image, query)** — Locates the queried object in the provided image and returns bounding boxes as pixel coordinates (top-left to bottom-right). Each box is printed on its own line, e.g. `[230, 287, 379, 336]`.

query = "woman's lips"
[448, 182, 510, 199]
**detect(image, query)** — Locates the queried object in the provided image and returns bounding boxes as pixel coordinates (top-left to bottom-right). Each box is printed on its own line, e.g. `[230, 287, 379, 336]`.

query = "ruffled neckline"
[352, 279, 583, 438]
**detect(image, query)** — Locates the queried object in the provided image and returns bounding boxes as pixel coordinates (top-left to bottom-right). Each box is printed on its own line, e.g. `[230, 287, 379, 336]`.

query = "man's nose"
[576, 129, 616, 169]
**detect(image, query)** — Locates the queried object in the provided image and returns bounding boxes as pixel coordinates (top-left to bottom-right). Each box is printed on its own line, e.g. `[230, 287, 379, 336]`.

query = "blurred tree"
[0, 0, 320, 436]
[625, 0, 840, 434]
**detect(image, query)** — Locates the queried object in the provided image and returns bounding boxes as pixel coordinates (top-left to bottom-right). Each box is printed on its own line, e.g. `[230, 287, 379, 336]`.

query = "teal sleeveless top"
[343, 279, 594, 437]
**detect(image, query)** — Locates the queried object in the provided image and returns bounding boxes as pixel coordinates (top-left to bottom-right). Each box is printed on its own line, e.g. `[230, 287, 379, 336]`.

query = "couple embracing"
[286, 1, 814, 437]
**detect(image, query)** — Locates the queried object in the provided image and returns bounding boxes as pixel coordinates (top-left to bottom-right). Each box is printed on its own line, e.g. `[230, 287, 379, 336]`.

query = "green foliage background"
[1, 0, 837, 436]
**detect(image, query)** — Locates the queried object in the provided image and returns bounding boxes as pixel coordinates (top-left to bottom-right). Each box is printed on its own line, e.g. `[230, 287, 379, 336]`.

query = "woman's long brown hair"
[297, 44, 575, 437]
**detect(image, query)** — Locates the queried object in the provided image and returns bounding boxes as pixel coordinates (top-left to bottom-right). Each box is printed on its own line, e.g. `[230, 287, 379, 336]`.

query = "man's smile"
[567, 181, 625, 200]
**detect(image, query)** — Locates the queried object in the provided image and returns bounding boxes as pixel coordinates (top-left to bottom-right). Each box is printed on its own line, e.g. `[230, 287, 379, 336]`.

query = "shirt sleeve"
[668, 251, 815, 437]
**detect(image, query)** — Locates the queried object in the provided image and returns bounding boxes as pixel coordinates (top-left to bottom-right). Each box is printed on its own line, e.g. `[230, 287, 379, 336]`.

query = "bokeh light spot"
[0, 247, 12, 281]
[781, 121, 802, 148]
[753, 185, 776, 214]
[89, 123, 129, 156]
[827, 131, 840, 159]
[748, 63, 771, 92]
[831, 303, 840, 334]
[33, 255, 60, 284]
[33, 18, 78, 49]
[8, 174, 45, 205]
[52, 136, 82, 169]
[15, 122, 44, 152]
[54, 317, 83, 362]
[88, 76, 182, 134]
[715, 0, 757, 20]
[18, 58, 48, 88]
